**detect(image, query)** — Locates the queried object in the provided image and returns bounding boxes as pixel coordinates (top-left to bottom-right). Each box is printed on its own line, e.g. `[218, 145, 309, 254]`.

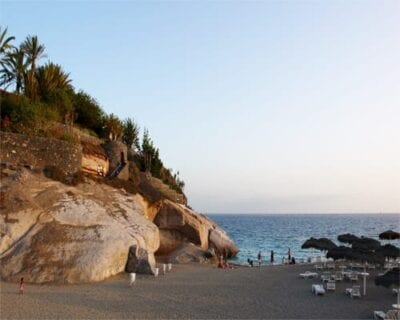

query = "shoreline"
[1, 263, 392, 319]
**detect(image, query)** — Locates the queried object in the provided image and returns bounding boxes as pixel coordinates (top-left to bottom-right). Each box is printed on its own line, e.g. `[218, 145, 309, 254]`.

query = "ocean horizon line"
[206, 212, 400, 216]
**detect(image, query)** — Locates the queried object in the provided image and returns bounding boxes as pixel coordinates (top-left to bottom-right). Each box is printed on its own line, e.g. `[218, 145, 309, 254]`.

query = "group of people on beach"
[247, 247, 295, 267]
[218, 255, 232, 269]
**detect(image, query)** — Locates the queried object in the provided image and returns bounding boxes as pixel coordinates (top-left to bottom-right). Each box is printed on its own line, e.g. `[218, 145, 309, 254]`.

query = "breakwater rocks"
[0, 168, 238, 283]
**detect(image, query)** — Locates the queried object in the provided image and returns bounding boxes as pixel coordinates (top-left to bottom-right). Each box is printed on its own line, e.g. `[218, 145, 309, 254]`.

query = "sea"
[207, 213, 400, 265]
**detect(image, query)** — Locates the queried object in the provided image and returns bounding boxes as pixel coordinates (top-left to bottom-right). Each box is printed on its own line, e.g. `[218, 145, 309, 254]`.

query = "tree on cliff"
[36, 62, 72, 99]
[0, 47, 28, 93]
[140, 129, 163, 177]
[122, 118, 140, 151]
[21, 35, 46, 100]
[0, 27, 15, 58]
[104, 113, 123, 141]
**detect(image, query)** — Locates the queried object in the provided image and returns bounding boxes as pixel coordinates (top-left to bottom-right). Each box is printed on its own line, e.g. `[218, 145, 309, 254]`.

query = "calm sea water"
[207, 214, 400, 264]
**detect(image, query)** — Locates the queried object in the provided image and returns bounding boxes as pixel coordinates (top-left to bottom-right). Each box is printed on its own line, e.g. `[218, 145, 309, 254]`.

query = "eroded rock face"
[0, 169, 159, 283]
[153, 200, 239, 259]
[168, 243, 208, 264]
[0, 168, 239, 283]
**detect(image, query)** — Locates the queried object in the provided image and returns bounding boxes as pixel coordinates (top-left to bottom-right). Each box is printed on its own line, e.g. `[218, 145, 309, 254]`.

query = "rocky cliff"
[0, 166, 238, 283]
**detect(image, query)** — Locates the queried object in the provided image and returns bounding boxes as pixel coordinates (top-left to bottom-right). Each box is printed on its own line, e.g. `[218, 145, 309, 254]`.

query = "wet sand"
[0, 263, 394, 319]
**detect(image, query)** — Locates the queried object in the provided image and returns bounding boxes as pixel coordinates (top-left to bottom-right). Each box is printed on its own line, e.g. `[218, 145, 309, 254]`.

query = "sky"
[1, 1, 399, 213]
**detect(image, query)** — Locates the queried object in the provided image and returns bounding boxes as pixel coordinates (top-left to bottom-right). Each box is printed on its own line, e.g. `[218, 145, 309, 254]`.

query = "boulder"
[154, 200, 208, 250]
[153, 200, 239, 259]
[157, 229, 186, 255]
[0, 169, 159, 283]
[209, 228, 239, 258]
[168, 243, 208, 264]
[125, 245, 157, 275]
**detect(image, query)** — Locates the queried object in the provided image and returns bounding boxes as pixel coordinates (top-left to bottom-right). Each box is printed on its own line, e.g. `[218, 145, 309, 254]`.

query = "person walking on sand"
[257, 251, 262, 267]
[288, 247, 291, 261]
[19, 277, 25, 294]
[270, 250, 274, 264]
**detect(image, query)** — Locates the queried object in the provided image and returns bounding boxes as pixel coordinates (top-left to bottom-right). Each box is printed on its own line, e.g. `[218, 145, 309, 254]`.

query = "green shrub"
[1, 93, 61, 135]
[73, 91, 105, 135]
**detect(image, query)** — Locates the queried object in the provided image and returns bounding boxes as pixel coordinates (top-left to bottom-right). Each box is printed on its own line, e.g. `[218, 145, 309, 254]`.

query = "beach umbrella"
[302, 237, 337, 251]
[338, 233, 360, 245]
[352, 237, 381, 251]
[326, 246, 353, 260]
[348, 248, 384, 265]
[375, 268, 400, 288]
[377, 244, 400, 259]
[375, 268, 400, 307]
[379, 230, 400, 241]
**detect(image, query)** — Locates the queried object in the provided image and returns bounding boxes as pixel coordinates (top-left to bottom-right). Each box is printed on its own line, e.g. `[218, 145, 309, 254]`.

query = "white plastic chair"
[129, 273, 136, 286]
[312, 284, 325, 295]
[350, 285, 361, 298]
[350, 273, 359, 282]
[326, 280, 336, 291]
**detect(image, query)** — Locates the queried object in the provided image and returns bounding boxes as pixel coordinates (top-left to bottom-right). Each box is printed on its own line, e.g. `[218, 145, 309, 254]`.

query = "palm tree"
[35, 62, 72, 99]
[104, 114, 123, 141]
[0, 27, 15, 57]
[0, 47, 28, 93]
[21, 35, 46, 99]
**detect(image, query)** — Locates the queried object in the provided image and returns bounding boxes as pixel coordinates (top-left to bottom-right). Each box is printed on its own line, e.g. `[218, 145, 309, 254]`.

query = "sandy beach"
[0, 263, 394, 319]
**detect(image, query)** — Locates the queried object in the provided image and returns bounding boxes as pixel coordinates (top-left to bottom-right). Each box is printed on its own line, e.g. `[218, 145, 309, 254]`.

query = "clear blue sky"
[2, 1, 399, 213]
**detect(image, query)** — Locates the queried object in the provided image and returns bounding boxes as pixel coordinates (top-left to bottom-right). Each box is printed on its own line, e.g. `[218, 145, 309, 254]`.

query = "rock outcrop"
[168, 243, 208, 264]
[0, 169, 159, 283]
[153, 200, 239, 259]
[0, 167, 238, 283]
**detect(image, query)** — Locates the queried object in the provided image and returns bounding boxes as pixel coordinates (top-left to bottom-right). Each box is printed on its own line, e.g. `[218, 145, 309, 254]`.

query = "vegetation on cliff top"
[0, 26, 185, 194]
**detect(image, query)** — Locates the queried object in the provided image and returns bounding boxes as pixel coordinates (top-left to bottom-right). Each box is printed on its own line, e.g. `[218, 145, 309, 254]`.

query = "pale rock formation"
[0, 167, 239, 283]
[0, 169, 159, 283]
[168, 243, 208, 264]
[153, 200, 239, 259]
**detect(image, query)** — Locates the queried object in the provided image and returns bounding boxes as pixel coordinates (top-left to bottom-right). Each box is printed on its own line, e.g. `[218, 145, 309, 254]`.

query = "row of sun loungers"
[303, 270, 364, 299]
[311, 283, 361, 297]
[301, 270, 358, 282]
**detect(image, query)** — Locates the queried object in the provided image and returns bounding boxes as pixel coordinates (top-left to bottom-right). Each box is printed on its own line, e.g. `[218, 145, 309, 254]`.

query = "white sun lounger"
[312, 284, 325, 295]
[300, 271, 318, 279]
[374, 310, 400, 320]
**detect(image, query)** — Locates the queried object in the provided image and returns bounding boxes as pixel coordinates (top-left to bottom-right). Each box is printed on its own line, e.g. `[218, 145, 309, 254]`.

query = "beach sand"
[0, 263, 393, 319]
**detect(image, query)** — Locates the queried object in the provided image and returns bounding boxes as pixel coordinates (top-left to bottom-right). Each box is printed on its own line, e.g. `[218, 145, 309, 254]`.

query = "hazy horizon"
[2, 1, 399, 214]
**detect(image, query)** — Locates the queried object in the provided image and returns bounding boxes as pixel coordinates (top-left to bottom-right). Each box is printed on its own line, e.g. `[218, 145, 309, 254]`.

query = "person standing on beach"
[19, 277, 24, 294]
[288, 248, 291, 261]
[257, 251, 262, 267]
[270, 250, 274, 264]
